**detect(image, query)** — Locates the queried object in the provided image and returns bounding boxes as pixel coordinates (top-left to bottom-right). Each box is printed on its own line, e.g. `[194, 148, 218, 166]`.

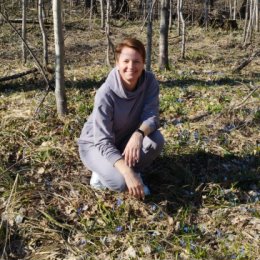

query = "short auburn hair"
[115, 38, 146, 63]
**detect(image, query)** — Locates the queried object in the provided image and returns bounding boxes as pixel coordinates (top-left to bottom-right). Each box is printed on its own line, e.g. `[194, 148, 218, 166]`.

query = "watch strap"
[136, 129, 145, 138]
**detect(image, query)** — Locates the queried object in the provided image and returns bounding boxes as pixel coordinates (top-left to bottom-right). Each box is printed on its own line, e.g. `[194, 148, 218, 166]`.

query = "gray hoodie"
[78, 67, 160, 165]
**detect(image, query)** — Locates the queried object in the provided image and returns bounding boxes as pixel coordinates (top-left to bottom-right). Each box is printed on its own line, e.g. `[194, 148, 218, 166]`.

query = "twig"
[188, 111, 210, 122]
[232, 50, 260, 73]
[232, 83, 260, 110]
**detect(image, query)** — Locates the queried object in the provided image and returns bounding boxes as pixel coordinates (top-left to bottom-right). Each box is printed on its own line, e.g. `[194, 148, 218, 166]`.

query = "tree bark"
[105, 0, 111, 66]
[99, 0, 104, 29]
[204, 0, 209, 30]
[38, 0, 48, 67]
[53, 0, 67, 116]
[22, 0, 27, 64]
[177, 0, 181, 35]
[179, 0, 186, 59]
[146, 0, 153, 71]
[169, 0, 172, 28]
[89, 0, 93, 29]
[243, 0, 249, 42]
[159, 0, 169, 70]
[244, 0, 255, 45]
[233, 0, 237, 19]
[255, 0, 259, 32]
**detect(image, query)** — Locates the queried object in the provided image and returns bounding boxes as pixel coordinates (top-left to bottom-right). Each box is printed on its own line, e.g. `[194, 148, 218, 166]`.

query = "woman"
[78, 38, 164, 200]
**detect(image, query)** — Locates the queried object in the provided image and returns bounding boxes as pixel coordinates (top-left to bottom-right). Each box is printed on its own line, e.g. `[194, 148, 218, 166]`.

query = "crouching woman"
[78, 38, 164, 200]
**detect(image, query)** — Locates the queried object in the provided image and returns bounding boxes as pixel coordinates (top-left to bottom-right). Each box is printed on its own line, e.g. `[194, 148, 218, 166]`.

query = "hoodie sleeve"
[93, 89, 123, 165]
[140, 74, 160, 132]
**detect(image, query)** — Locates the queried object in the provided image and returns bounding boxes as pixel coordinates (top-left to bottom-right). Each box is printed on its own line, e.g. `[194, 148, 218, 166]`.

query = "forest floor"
[0, 16, 260, 260]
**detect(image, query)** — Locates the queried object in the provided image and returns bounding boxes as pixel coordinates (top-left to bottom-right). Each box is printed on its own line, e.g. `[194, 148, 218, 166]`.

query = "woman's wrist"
[135, 128, 145, 138]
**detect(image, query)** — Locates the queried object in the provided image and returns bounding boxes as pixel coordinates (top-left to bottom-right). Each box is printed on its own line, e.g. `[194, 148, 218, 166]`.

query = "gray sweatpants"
[79, 130, 164, 192]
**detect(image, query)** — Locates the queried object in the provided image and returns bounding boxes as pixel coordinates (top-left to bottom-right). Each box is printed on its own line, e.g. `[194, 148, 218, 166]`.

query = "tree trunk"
[22, 0, 27, 64]
[204, 0, 209, 30]
[159, 0, 169, 70]
[169, 0, 172, 28]
[53, 0, 67, 116]
[179, 0, 186, 59]
[177, 0, 181, 35]
[229, 0, 231, 18]
[38, 0, 48, 67]
[244, 0, 254, 45]
[89, 0, 93, 29]
[105, 0, 111, 66]
[233, 0, 237, 19]
[146, 0, 153, 71]
[243, 0, 249, 42]
[255, 0, 258, 32]
[99, 0, 104, 29]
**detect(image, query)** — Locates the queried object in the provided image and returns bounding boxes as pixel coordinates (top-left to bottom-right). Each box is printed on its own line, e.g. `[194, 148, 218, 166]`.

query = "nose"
[128, 61, 134, 69]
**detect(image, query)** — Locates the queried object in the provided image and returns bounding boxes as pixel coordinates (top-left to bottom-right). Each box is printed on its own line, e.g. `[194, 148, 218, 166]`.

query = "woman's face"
[116, 47, 144, 91]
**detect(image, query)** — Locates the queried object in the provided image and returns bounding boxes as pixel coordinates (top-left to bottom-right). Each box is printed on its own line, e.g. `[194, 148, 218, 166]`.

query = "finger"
[133, 149, 140, 163]
[129, 150, 136, 167]
[124, 151, 131, 167]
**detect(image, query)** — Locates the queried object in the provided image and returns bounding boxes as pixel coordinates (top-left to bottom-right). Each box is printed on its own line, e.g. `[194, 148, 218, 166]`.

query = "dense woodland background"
[0, 0, 259, 260]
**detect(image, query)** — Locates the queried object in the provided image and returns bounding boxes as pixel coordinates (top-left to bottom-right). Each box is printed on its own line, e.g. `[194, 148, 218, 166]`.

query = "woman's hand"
[124, 172, 145, 200]
[114, 158, 145, 200]
[122, 131, 143, 167]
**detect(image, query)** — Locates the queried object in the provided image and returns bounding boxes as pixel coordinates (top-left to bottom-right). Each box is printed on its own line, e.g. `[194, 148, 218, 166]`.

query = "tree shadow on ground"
[145, 151, 260, 214]
[160, 77, 253, 88]
[0, 73, 255, 94]
[0, 77, 106, 93]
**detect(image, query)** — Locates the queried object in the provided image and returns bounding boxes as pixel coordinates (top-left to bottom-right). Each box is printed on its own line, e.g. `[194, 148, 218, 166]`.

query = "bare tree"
[99, 0, 104, 29]
[233, 0, 237, 19]
[179, 0, 186, 59]
[105, 0, 111, 66]
[53, 0, 67, 116]
[146, 0, 154, 71]
[22, 0, 27, 64]
[169, 0, 172, 28]
[204, 0, 209, 30]
[177, 0, 181, 35]
[38, 0, 48, 67]
[89, 0, 93, 29]
[159, 0, 170, 70]
[243, 0, 257, 45]
[255, 0, 258, 32]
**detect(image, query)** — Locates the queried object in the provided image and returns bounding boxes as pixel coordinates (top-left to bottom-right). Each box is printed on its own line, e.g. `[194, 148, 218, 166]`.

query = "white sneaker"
[137, 173, 151, 196]
[90, 172, 106, 190]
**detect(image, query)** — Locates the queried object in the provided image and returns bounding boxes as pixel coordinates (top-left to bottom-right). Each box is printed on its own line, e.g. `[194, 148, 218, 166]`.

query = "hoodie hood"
[105, 67, 146, 100]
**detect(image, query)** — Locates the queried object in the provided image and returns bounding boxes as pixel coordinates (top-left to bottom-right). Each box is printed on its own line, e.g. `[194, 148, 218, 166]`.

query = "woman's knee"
[105, 174, 126, 192]
[149, 130, 165, 152]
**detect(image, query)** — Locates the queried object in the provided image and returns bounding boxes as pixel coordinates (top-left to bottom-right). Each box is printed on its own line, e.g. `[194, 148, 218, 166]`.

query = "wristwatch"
[136, 128, 145, 138]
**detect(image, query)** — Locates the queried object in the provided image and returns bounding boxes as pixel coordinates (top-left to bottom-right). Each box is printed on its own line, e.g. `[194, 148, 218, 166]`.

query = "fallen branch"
[232, 50, 260, 73]
[232, 83, 260, 110]
[0, 68, 38, 83]
[0, 18, 52, 24]
[188, 111, 210, 122]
